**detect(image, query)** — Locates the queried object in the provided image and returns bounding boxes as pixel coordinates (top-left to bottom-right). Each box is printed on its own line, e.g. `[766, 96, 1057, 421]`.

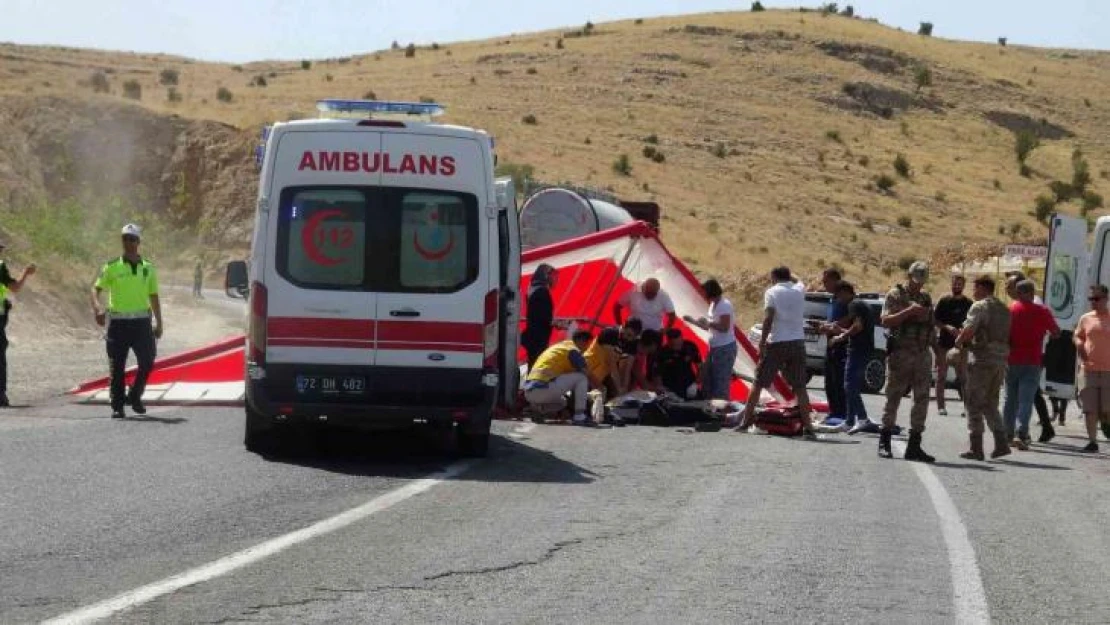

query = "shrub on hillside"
[1033, 194, 1056, 223]
[893, 153, 912, 178]
[159, 69, 179, 86]
[998, 37, 1008, 47]
[522, 114, 538, 125]
[875, 174, 897, 192]
[216, 87, 233, 103]
[90, 71, 110, 94]
[841, 5, 855, 17]
[1073, 153, 1092, 192]
[643, 145, 657, 159]
[556, 38, 564, 50]
[644, 134, 659, 145]
[251, 75, 268, 87]
[651, 151, 666, 164]
[825, 129, 842, 143]
[526, 67, 538, 75]
[918, 22, 934, 36]
[495, 162, 535, 190]
[405, 43, 416, 58]
[363, 90, 377, 100]
[613, 154, 632, 176]
[1050, 181, 1076, 203]
[751, 1, 765, 11]
[1083, 191, 1104, 215]
[712, 142, 727, 159]
[820, 3, 838, 15]
[914, 66, 933, 92]
[301, 60, 311, 70]
[122, 80, 142, 100]
[325, 74, 334, 82]
[1014, 130, 1040, 165]
[166, 87, 182, 103]
[897, 256, 915, 271]
[898, 215, 913, 228]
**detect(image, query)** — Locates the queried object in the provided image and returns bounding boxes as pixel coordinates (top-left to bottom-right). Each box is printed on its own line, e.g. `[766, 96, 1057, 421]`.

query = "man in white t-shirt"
[737, 266, 814, 436]
[614, 278, 676, 332]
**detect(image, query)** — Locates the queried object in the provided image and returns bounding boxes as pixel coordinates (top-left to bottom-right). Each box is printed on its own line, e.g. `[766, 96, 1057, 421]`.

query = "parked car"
[747, 291, 956, 394]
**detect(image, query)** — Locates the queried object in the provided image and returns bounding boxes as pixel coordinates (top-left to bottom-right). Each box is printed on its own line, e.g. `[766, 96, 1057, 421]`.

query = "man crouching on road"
[954, 275, 1013, 460]
[90, 224, 163, 419]
[878, 261, 935, 462]
[524, 330, 607, 427]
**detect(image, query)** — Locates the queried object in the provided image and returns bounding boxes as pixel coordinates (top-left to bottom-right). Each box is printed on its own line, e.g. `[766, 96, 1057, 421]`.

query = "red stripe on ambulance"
[267, 317, 373, 340]
[297, 151, 456, 176]
[377, 320, 483, 344]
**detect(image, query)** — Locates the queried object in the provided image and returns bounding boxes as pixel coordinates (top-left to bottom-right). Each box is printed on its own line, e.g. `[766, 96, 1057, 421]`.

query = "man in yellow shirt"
[90, 224, 163, 419]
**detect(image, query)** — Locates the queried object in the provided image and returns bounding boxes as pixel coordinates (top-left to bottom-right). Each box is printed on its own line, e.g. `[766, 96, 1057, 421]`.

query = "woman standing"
[684, 279, 737, 400]
[523, 264, 557, 370]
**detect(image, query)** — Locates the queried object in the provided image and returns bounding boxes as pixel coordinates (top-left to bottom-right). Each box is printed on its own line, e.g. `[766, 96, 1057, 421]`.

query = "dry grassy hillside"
[2, 8, 1109, 314]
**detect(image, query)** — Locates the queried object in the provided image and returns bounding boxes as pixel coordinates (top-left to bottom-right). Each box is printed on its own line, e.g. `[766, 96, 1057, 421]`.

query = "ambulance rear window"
[276, 186, 479, 293]
[280, 189, 368, 289]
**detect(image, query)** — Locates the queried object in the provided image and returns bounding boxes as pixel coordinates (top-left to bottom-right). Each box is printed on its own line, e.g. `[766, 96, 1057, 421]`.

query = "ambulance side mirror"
[225, 260, 249, 299]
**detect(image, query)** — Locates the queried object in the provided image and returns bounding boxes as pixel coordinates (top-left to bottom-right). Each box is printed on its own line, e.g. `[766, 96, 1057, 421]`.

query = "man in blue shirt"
[817, 269, 848, 421]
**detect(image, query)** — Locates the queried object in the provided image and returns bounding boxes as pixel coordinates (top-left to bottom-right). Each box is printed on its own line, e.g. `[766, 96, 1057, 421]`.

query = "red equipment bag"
[753, 406, 805, 437]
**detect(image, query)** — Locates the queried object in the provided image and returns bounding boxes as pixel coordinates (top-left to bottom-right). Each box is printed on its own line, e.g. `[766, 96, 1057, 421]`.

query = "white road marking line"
[43, 461, 474, 625]
[892, 440, 990, 625]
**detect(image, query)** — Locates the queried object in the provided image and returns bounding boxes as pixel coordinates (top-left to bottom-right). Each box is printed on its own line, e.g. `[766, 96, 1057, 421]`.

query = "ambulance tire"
[456, 423, 490, 458]
[244, 406, 280, 455]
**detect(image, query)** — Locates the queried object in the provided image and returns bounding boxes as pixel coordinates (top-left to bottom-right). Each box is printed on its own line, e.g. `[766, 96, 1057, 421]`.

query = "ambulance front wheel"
[244, 405, 280, 455]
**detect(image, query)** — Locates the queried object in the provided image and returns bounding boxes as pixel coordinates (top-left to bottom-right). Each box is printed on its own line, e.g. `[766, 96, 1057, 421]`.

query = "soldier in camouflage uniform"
[954, 275, 1013, 460]
[878, 262, 936, 462]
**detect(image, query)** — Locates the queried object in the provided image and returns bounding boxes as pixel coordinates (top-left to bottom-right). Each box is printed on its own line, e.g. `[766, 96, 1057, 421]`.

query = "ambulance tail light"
[483, 289, 499, 369]
[248, 281, 268, 365]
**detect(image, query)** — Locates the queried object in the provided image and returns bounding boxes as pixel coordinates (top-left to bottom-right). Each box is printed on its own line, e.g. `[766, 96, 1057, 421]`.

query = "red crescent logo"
[413, 229, 455, 261]
[302, 209, 348, 266]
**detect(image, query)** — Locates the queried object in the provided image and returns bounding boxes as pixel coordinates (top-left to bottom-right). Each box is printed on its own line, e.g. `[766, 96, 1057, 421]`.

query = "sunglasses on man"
[122, 235, 140, 243]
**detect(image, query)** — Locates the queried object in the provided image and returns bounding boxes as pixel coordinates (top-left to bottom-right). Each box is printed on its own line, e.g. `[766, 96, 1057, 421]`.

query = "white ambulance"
[227, 100, 521, 457]
[1042, 213, 1107, 402]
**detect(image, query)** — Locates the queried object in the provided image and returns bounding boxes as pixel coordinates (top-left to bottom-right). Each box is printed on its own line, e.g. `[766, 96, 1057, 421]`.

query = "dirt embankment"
[0, 95, 259, 329]
[0, 95, 257, 243]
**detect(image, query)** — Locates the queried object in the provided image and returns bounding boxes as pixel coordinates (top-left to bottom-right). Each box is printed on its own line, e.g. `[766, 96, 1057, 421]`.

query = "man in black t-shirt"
[655, 328, 703, 398]
[934, 275, 972, 416]
[830, 282, 874, 430]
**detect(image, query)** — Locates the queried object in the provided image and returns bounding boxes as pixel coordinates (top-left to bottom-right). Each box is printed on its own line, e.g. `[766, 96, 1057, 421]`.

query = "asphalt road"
[3, 380, 1109, 624]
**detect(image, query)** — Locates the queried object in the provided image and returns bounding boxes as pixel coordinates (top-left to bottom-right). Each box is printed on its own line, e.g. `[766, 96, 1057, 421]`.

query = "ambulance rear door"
[496, 176, 522, 409]
[261, 128, 383, 403]
[371, 131, 495, 404]
[1043, 213, 1089, 400]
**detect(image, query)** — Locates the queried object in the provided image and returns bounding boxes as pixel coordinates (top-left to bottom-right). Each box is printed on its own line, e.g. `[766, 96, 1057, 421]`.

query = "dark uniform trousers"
[107, 318, 156, 410]
[0, 301, 10, 396]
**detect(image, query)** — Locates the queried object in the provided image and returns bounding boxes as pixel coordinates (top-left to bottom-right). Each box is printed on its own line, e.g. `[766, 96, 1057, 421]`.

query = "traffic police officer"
[878, 261, 936, 462]
[0, 239, 36, 407]
[90, 224, 163, 418]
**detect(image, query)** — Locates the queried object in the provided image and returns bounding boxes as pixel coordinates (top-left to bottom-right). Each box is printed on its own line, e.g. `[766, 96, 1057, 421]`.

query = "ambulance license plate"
[296, 375, 367, 396]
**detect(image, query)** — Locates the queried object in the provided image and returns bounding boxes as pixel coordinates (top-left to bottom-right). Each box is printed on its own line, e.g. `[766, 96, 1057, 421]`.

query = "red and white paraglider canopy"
[521, 221, 797, 404]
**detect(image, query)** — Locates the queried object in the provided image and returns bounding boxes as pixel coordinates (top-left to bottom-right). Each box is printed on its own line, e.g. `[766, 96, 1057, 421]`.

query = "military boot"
[990, 430, 1012, 459]
[904, 430, 936, 463]
[959, 433, 985, 461]
[878, 428, 893, 459]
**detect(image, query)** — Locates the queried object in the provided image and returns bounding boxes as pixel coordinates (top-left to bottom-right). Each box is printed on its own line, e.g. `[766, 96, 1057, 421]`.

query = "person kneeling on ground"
[628, 329, 662, 392]
[656, 328, 703, 399]
[524, 330, 606, 427]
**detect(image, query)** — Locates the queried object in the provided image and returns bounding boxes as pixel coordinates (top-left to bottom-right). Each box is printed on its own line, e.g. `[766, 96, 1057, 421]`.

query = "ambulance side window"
[277, 188, 368, 289]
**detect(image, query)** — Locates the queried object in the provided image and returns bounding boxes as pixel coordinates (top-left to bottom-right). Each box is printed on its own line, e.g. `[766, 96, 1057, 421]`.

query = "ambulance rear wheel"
[456, 427, 490, 458]
[244, 406, 279, 455]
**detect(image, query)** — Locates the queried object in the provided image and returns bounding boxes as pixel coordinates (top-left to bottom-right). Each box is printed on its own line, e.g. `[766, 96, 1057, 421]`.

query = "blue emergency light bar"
[315, 99, 445, 117]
